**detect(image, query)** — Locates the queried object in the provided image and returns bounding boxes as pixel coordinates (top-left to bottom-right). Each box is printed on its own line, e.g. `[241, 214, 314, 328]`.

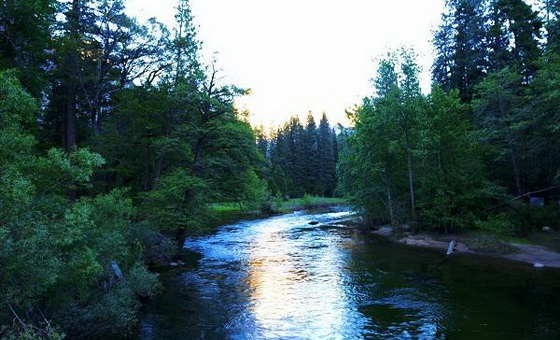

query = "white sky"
[126, 0, 445, 128]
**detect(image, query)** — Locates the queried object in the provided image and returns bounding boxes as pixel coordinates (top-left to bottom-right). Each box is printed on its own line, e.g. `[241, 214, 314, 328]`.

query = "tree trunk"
[63, 86, 77, 152]
[62, 0, 81, 153]
[404, 130, 417, 220]
[382, 169, 395, 226]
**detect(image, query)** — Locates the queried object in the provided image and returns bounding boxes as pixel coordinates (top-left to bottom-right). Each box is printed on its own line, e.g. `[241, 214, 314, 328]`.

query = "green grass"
[282, 196, 348, 210]
[209, 202, 244, 213]
[210, 196, 348, 214]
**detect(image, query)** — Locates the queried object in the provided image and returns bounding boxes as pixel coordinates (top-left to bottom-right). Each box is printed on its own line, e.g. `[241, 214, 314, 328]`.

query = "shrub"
[475, 213, 515, 236]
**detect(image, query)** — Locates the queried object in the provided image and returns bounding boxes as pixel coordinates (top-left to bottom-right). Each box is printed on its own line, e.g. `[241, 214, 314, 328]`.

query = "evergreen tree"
[473, 67, 526, 194]
[0, 0, 57, 95]
[492, 0, 543, 80]
[302, 112, 319, 194]
[318, 113, 336, 196]
[433, 0, 489, 102]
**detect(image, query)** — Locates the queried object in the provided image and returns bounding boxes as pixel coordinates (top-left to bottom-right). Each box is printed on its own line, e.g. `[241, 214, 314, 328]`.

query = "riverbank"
[140, 207, 560, 339]
[210, 196, 348, 214]
[365, 224, 560, 268]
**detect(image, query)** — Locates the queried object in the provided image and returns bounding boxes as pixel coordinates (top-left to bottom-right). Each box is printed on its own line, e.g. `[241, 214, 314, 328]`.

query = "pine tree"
[302, 112, 319, 194]
[493, 0, 543, 80]
[433, 0, 489, 102]
[318, 113, 336, 196]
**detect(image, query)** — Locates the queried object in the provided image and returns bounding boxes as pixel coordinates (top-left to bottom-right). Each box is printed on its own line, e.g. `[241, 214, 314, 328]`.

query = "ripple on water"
[140, 209, 560, 340]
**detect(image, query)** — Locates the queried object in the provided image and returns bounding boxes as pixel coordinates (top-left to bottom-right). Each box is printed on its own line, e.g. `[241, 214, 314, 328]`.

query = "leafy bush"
[464, 234, 516, 254]
[511, 204, 560, 236]
[0, 320, 64, 340]
[475, 213, 516, 236]
[301, 194, 314, 209]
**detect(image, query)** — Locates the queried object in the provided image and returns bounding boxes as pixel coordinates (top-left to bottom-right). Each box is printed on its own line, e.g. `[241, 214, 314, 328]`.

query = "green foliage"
[433, 0, 542, 101]
[0, 72, 158, 338]
[141, 168, 207, 233]
[267, 113, 338, 198]
[339, 50, 422, 225]
[510, 204, 560, 236]
[339, 52, 498, 232]
[475, 213, 516, 236]
[463, 233, 516, 254]
[0, 320, 65, 340]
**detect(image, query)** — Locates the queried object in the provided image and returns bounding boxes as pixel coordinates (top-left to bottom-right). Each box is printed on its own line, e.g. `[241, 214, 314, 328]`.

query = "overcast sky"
[126, 0, 445, 128]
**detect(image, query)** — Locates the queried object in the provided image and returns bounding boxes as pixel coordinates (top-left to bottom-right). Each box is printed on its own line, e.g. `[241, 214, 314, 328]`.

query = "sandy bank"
[371, 226, 560, 268]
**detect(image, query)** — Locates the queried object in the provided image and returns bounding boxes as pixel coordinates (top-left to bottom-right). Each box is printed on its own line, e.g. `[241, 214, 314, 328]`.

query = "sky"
[126, 0, 446, 128]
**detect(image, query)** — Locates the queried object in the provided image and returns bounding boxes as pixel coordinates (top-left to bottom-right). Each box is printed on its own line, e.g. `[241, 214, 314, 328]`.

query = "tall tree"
[302, 112, 319, 194]
[0, 0, 57, 95]
[318, 113, 336, 196]
[492, 0, 543, 80]
[433, 0, 489, 102]
[473, 67, 526, 194]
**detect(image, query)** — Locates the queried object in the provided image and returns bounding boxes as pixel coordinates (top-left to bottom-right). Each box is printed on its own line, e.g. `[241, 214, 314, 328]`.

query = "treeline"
[256, 112, 338, 198]
[339, 0, 560, 235]
[0, 0, 264, 338]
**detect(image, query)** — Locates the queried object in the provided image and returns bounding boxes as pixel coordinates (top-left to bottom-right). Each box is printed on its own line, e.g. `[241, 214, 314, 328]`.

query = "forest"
[0, 0, 341, 338]
[339, 0, 560, 236]
[1, 0, 560, 338]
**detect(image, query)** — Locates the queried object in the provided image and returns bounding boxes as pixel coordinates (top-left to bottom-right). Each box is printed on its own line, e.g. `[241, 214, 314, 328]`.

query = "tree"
[0, 0, 57, 95]
[541, 0, 560, 52]
[339, 50, 422, 224]
[318, 113, 336, 196]
[492, 0, 543, 80]
[417, 86, 496, 232]
[473, 67, 526, 194]
[302, 112, 319, 194]
[0, 71, 158, 338]
[433, 0, 489, 102]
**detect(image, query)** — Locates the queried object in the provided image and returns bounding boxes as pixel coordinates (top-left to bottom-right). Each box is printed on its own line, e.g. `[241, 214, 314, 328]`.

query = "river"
[139, 207, 560, 339]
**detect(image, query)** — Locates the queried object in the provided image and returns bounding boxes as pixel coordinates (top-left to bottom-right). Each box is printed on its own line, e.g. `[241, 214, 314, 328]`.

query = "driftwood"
[446, 240, 456, 256]
[111, 261, 124, 280]
[484, 185, 560, 213]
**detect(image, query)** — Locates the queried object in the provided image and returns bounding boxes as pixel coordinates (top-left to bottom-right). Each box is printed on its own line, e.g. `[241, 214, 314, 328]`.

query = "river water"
[139, 208, 560, 339]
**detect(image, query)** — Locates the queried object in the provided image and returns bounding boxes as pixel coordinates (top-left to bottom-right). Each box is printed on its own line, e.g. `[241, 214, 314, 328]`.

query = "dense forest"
[339, 0, 560, 235]
[0, 0, 343, 337]
[256, 112, 338, 199]
[0, 0, 272, 338]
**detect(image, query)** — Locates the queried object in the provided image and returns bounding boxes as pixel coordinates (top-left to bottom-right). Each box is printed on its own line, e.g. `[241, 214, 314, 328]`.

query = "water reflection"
[245, 216, 353, 339]
[140, 209, 560, 340]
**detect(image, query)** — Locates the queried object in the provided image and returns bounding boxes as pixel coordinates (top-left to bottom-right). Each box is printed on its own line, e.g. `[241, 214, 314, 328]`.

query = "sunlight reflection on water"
[140, 209, 560, 340]
[246, 215, 351, 339]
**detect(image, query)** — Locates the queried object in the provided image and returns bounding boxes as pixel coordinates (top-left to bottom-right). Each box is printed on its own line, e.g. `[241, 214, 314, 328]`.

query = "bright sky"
[126, 0, 445, 128]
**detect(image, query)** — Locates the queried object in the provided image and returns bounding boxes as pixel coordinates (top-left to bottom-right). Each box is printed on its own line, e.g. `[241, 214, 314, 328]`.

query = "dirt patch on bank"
[371, 226, 560, 268]
[504, 244, 560, 268]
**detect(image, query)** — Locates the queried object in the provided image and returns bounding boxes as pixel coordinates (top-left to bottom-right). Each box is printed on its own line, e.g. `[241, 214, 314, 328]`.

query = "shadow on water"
[139, 208, 560, 339]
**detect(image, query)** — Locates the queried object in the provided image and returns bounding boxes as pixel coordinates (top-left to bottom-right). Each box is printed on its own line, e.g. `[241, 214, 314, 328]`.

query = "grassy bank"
[210, 196, 348, 215]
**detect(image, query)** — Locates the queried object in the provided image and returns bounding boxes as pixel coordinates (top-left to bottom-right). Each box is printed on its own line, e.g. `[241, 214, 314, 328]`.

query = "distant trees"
[265, 113, 338, 198]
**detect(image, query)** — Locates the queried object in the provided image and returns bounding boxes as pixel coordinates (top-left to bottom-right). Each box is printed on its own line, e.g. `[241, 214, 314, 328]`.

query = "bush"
[0, 320, 64, 340]
[475, 213, 515, 236]
[464, 234, 516, 254]
[301, 194, 314, 209]
[511, 204, 560, 236]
